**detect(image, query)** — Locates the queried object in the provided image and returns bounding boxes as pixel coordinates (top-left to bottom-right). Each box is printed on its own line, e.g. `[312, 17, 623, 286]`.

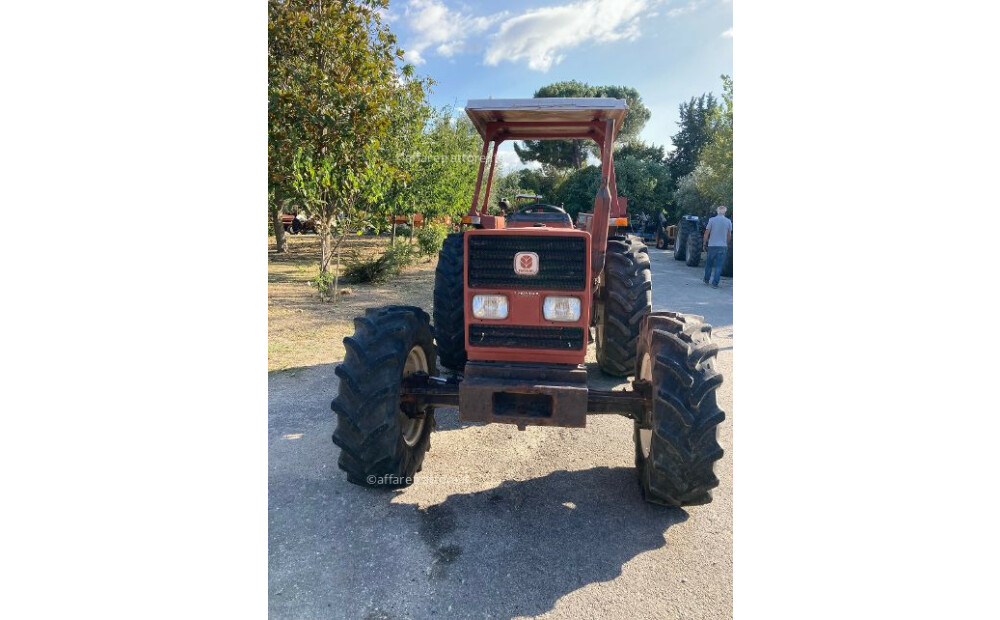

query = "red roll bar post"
[479, 140, 500, 215]
[467, 135, 492, 217]
[590, 118, 615, 278]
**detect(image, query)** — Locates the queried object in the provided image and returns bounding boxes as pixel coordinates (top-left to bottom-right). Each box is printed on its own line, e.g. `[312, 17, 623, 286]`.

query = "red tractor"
[331, 99, 725, 506]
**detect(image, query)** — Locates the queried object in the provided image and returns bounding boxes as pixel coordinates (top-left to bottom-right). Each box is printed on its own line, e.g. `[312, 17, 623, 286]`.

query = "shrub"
[395, 223, 412, 239]
[309, 270, 337, 301]
[343, 240, 415, 284]
[416, 222, 449, 257]
[383, 239, 415, 270]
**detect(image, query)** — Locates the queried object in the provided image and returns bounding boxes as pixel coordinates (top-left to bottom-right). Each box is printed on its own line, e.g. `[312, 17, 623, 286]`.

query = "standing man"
[703, 206, 733, 288]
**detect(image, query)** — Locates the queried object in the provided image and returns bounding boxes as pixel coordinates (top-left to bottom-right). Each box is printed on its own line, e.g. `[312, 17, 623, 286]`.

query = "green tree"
[507, 167, 567, 206]
[666, 93, 719, 183]
[409, 109, 482, 221]
[695, 75, 733, 212]
[673, 166, 717, 218]
[555, 165, 601, 218]
[362, 71, 433, 238]
[617, 140, 667, 164]
[613, 154, 672, 220]
[269, 0, 430, 298]
[513, 81, 651, 170]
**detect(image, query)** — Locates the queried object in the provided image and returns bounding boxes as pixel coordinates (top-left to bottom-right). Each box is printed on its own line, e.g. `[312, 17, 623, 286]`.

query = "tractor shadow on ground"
[393, 466, 689, 619]
[270, 363, 690, 619]
[270, 465, 688, 620]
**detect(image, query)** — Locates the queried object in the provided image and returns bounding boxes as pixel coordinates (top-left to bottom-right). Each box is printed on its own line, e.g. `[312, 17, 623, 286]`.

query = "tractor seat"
[507, 204, 573, 228]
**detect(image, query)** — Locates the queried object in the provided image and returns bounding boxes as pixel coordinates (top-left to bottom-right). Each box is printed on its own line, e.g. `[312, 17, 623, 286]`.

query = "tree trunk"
[320, 229, 332, 274]
[409, 214, 415, 244]
[391, 216, 397, 244]
[317, 228, 333, 302]
[333, 245, 341, 302]
[270, 203, 287, 253]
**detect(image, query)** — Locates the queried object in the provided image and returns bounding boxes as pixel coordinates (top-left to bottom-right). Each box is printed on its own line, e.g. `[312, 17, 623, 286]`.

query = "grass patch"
[268, 235, 436, 371]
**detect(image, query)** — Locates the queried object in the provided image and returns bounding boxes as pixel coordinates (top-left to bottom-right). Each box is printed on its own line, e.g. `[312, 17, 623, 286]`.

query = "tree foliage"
[673, 164, 718, 218]
[666, 93, 719, 182]
[555, 166, 601, 219]
[613, 153, 673, 220]
[409, 110, 482, 219]
[488, 138, 671, 222]
[513, 81, 651, 170]
[268, 0, 430, 298]
[617, 140, 667, 164]
[695, 75, 733, 212]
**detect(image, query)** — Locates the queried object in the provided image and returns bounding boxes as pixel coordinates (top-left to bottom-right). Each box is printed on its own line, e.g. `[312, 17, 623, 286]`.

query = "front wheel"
[331, 306, 437, 487]
[433, 233, 466, 371]
[634, 312, 725, 506]
[596, 237, 652, 376]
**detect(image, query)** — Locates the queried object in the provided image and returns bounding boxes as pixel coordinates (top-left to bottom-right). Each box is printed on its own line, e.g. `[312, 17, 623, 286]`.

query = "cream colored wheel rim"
[400, 345, 429, 447]
[639, 352, 652, 459]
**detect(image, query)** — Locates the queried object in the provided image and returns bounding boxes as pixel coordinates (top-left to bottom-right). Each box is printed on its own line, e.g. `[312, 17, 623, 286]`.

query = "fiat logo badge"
[514, 252, 539, 275]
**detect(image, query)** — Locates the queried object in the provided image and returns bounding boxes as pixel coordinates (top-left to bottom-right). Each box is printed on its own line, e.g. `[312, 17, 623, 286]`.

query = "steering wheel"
[517, 203, 566, 214]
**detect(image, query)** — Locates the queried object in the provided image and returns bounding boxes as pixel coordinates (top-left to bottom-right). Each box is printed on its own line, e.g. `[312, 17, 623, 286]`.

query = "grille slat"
[469, 325, 585, 350]
[468, 235, 587, 290]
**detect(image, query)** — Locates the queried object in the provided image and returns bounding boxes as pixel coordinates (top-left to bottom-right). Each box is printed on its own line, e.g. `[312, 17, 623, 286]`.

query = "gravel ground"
[269, 245, 733, 620]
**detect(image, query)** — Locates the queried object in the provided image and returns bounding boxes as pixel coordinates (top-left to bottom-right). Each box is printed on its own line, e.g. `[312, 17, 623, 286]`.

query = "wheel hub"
[400, 346, 428, 447]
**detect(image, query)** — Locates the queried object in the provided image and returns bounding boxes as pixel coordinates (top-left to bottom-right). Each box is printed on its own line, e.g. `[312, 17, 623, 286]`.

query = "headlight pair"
[471, 295, 581, 322]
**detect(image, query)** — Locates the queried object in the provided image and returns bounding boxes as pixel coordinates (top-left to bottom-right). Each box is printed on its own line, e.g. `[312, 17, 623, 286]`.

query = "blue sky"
[385, 0, 733, 170]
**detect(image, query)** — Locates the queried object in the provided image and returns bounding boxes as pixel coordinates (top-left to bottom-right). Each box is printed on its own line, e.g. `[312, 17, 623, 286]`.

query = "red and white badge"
[514, 252, 539, 275]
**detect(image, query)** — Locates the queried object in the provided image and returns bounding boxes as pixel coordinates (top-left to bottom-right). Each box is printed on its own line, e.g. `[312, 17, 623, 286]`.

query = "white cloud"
[667, 1, 704, 18]
[402, 0, 705, 71]
[484, 0, 655, 72]
[496, 143, 541, 172]
[402, 0, 506, 65]
[721, 27, 733, 38]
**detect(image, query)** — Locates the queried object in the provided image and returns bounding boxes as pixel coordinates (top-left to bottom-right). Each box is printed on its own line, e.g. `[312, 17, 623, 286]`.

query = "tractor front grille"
[468, 235, 587, 290]
[468, 325, 586, 350]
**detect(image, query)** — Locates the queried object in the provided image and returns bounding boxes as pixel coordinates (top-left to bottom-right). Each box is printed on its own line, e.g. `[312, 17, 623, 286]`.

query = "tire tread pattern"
[596, 236, 652, 376]
[331, 306, 436, 488]
[634, 311, 725, 506]
[433, 233, 467, 371]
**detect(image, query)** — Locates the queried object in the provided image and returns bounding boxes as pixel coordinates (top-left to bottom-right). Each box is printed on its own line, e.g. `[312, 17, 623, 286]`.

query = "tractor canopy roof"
[465, 98, 628, 142]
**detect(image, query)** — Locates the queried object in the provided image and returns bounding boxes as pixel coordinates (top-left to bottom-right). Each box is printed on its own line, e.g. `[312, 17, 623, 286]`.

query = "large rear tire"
[721, 238, 733, 278]
[634, 312, 725, 506]
[596, 237, 652, 377]
[685, 227, 702, 267]
[331, 306, 437, 488]
[673, 225, 687, 261]
[433, 233, 467, 371]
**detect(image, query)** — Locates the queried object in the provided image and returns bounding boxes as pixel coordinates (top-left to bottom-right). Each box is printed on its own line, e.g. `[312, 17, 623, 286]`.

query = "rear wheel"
[634, 312, 725, 506]
[685, 228, 702, 267]
[721, 239, 733, 278]
[331, 306, 437, 488]
[673, 226, 687, 261]
[596, 237, 652, 377]
[433, 233, 466, 371]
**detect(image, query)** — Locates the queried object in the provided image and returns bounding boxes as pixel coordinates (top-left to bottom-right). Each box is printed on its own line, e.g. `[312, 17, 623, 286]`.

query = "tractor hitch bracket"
[399, 370, 649, 428]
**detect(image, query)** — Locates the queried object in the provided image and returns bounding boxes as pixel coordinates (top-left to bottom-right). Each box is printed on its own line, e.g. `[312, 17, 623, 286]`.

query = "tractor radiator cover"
[467, 235, 587, 290]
